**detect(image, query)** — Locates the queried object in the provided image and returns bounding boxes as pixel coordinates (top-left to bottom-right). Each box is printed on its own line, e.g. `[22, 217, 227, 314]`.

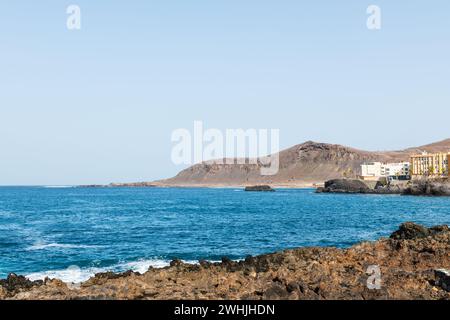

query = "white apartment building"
[361, 162, 383, 180]
[381, 162, 410, 177]
[360, 162, 410, 181]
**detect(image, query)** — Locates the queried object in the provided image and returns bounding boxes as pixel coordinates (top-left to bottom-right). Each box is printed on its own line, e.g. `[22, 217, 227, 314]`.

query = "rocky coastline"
[1, 222, 449, 300]
[317, 178, 450, 196]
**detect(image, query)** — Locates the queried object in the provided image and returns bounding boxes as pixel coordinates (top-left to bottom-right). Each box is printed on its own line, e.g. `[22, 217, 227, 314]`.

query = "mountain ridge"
[117, 139, 450, 188]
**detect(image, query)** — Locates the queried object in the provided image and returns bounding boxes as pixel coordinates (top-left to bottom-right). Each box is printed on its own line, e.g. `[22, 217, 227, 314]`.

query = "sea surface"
[0, 186, 449, 282]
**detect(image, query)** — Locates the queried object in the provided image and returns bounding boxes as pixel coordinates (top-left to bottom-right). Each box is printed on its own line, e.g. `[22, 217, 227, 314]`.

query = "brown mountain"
[150, 139, 450, 187]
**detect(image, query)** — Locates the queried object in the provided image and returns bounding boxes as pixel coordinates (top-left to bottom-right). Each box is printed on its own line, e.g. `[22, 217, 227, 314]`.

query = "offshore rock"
[244, 185, 275, 192]
[318, 179, 372, 193]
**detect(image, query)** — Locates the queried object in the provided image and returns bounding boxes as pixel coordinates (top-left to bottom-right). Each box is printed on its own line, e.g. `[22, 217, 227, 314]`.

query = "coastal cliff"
[1, 223, 449, 300]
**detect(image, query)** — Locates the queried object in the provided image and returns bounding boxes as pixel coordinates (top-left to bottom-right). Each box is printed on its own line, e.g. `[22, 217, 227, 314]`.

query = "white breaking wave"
[25, 259, 197, 284]
[26, 266, 99, 283]
[26, 243, 101, 251]
[118, 259, 170, 274]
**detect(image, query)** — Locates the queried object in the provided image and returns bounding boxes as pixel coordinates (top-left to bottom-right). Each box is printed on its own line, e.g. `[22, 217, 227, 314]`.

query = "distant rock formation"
[79, 182, 157, 188]
[1, 222, 449, 300]
[316, 179, 374, 194]
[108, 182, 157, 188]
[244, 185, 275, 192]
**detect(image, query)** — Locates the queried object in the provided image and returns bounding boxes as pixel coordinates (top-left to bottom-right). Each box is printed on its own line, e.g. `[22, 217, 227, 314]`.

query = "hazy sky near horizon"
[1, 1, 449, 185]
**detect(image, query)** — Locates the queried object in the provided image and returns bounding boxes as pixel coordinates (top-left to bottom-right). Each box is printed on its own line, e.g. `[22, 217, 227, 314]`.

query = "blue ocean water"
[0, 187, 449, 282]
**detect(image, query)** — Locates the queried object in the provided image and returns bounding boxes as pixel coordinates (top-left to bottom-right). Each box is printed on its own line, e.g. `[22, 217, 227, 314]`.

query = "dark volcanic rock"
[244, 185, 275, 192]
[390, 222, 449, 240]
[390, 222, 431, 240]
[0, 273, 43, 296]
[430, 225, 450, 233]
[93, 270, 136, 280]
[434, 269, 450, 292]
[403, 179, 450, 196]
[320, 179, 372, 193]
[318, 178, 450, 196]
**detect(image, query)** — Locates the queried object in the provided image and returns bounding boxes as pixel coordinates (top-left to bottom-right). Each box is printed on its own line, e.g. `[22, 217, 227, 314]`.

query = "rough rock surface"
[317, 179, 373, 194]
[390, 222, 449, 240]
[1, 223, 449, 300]
[434, 269, 450, 292]
[403, 179, 450, 196]
[0, 274, 43, 296]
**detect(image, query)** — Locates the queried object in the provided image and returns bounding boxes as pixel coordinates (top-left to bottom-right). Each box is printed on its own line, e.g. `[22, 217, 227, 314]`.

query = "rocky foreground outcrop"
[1, 223, 449, 300]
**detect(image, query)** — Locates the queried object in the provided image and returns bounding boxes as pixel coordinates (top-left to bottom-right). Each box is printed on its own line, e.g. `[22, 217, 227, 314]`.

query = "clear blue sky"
[1, 1, 449, 185]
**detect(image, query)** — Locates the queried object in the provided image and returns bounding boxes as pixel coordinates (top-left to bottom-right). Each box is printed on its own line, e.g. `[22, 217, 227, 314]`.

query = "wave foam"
[25, 259, 197, 284]
[26, 243, 100, 251]
[118, 259, 170, 274]
[26, 266, 99, 283]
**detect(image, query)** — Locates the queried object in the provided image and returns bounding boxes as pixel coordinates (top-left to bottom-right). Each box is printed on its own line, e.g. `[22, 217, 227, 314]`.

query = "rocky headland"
[80, 182, 158, 188]
[317, 178, 450, 196]
[1, 223, 449, 300]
